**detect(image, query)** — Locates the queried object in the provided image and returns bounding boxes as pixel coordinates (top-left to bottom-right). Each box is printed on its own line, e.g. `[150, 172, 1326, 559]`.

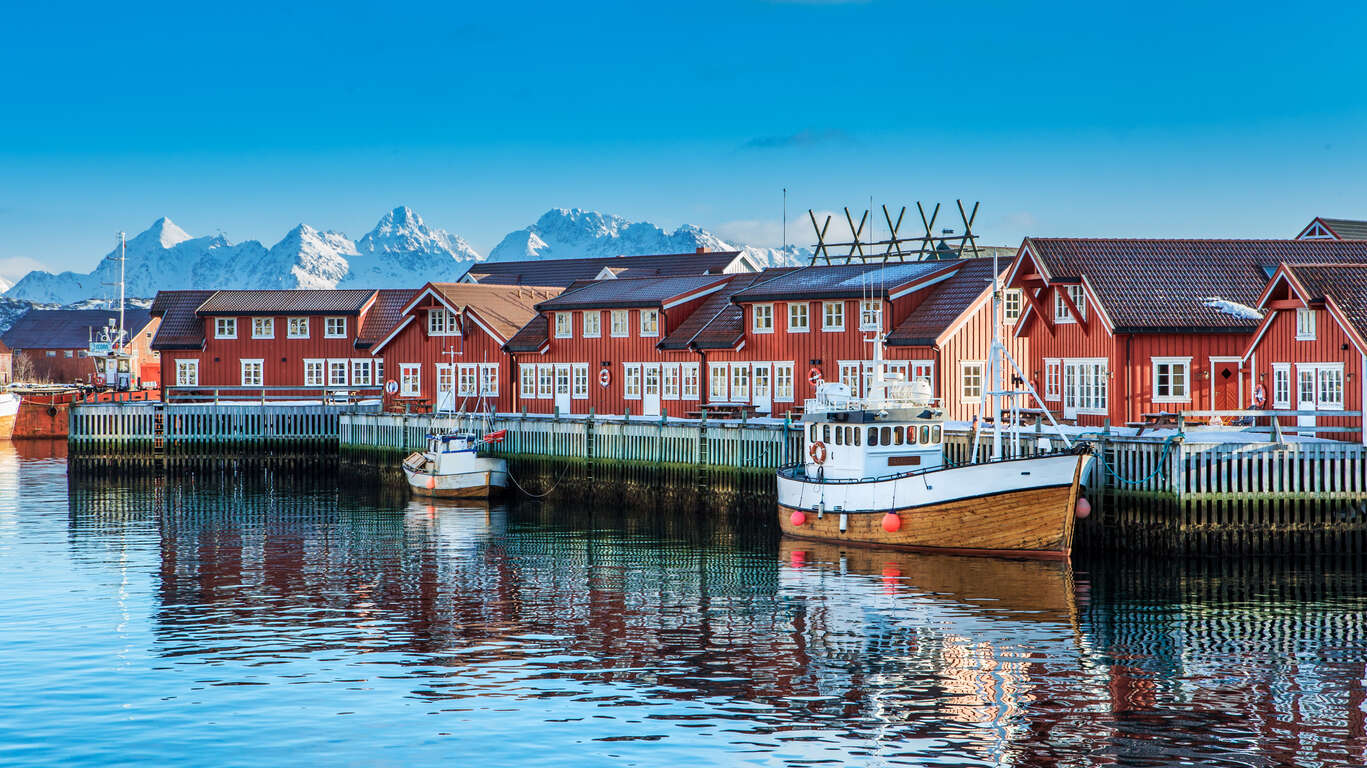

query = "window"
[681, 363, 700, 400]
[960, 361, 984, 403]
[1272, 364, 1290, 409]
[324, 317, 347, 338]
[328, 360, 348, 386]
[480, 364, 499, 396]
[859, 300, 882, 331]
[520, 365, 536, 399]
[788, 302, 809, 333]
[611, 310, 629, 337]
[400, 364, 420, 396]
[709, 363, 728, 401]
[175, 359, 199, 386]
[583, 311, 601, 338]
[1003, 289, 1022, 323]
[910, 360, 935, 383]
[1152, 357, 1191, 403]
[351, 359, 372, 386]
[78, 350, 88, 357]
[64, 350, 73, 358]
[624, 364, 642, 399]
[730, 364, 750, 400]
[1044, 359, 1061, 401]
[640, 310, 659, 337]
[458, 365, 477, 396]
[753, 304, 774, 333]
[775, 363, 794, 401]
[1295, 308, 1316, 340]
[1063, 359, 1109, 414]
[304, 359, 324, 387]
[215, 317, 237, 339]
[822, 301, 845, 331]
[1298, 363, 1345, 410]
[1055, 285, 1086, 323]
[572, 363, 589, 399]
[555, 312, 572, 338]
[428, 308, 458, 336]
[252, 317, 273, 339]
[752, 365, 770, 403]
[288, 317, 309, 338]
[436, 366, 455, 407]
[537, 364, 553, 398]
[662, 364, 680, 399]
[375, 360, 383, 384]
[240, 359, 263, 387]
[45, 350, 55, 357]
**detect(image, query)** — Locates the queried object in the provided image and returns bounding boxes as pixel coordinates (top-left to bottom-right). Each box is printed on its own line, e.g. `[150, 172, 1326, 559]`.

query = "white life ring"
[807, 366, 823, 386]
[599, 368, 611, 387]
[1252, 384, 1267, 409]
[809, 441, 827, 465]
[384, 379, 399, 395]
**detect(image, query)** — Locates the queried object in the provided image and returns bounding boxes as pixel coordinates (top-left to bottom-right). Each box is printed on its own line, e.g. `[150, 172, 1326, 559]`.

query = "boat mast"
[118, 231, 126, 353]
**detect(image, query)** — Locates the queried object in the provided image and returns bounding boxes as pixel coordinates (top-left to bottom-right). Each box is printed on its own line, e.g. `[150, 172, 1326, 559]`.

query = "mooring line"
[506, 462, 574, 498]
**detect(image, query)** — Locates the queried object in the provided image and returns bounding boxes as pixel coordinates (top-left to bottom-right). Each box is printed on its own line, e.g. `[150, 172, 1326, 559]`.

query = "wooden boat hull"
[403, 459, 508, 499]
[778, 453, 1094, 558]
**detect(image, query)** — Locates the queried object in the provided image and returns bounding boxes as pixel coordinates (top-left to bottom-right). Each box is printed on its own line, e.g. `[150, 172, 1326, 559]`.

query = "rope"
[1077, 433, 1180, 486]
[505, 461, 574, 498]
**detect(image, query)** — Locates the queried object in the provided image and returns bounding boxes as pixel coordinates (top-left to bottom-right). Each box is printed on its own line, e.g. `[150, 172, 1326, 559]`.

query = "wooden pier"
[69, 401, 380, 455]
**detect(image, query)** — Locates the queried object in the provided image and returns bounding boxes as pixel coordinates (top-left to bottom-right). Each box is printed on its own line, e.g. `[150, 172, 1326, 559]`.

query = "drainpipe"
[1123, 333, 1133, 424]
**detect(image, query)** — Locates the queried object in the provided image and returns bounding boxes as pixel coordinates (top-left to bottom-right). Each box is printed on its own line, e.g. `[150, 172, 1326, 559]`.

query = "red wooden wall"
[378, 295, 514, 413]
[1245, 301, 1363, 441]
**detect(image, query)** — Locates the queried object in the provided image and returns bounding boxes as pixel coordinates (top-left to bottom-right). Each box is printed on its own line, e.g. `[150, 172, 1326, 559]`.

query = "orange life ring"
[808, 366, 823, 386]
[599, 367, 611, 387]
[1252, 384, 1267, 409]
[809, 441, 827, 465]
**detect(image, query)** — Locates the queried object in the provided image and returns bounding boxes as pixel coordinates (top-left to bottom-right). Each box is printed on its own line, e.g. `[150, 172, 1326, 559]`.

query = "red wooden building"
[370, 282, 561, 413]
[1006, 238, 1367, 427]
[150, 289, 412, 400]
[2, 308, 159, 386]
[1243, 263, 1367, 443]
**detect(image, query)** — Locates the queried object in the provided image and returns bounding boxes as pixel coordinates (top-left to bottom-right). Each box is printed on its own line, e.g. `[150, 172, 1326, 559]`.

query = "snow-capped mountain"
[488, 208, 805, 268]
[345, 206, 481, 288]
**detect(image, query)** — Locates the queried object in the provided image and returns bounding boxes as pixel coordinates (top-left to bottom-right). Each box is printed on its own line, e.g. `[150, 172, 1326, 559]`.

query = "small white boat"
[402, 431, 508, 498]
[0, 392, 19, 440]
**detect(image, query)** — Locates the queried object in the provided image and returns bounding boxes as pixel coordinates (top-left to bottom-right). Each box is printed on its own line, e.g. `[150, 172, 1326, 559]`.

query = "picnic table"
[1126, 411, 1180, 435]
[998, 407, 1051, 426]
[687, 403, 761, 420]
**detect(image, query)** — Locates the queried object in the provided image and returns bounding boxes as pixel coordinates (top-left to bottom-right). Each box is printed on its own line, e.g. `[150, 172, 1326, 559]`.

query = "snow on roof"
[1202, 297, 1264, 321]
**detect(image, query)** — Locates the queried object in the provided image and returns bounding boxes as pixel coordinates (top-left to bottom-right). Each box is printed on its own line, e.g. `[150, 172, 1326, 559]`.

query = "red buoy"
[790, 510, 807, 526]
[1075, 497, 1092, 519]
[881, 513, 902, 532]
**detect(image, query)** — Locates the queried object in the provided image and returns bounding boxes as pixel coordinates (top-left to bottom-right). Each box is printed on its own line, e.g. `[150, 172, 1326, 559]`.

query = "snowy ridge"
[1203, 297, 1263, 321]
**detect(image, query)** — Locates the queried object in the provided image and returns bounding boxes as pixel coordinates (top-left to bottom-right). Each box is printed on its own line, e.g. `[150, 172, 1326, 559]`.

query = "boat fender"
[426, 475, 436, 490]
[807, 367, 822, 386]
[1075, 497, 1091, 519]
[809, 441, 827, 465]
[881, 513, 902, 532]
[789, 510, 806, 526]
[46, 405, 57, 417]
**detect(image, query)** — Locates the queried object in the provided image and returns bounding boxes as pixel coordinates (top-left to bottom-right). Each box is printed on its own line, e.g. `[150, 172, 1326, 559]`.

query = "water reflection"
[26, 465, 1367, 766]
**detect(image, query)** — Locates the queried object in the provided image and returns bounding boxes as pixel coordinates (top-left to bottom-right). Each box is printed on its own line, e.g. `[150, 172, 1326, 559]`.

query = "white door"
[752, 363, 772, 413]
[435, 364, 455, 413]
[1296, 367, 1316, 430]
[1062, 362, 1079, 419]
[642, 364, 661, 416]
[554, 364, 572, 414]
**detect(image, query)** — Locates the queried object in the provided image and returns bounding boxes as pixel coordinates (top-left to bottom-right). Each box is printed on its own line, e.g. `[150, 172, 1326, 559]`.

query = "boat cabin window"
[894, 426, 904, 445]
[822, 425, 830, 442]
[920, 425, 931, 444]
[931, 425, 941, 443]
[834, 428, 842, 446]
[852, 427, 860, 446]
[880, 426, 891, 445]
[868, 427, 878, 446]
[809, 424, 817, 441]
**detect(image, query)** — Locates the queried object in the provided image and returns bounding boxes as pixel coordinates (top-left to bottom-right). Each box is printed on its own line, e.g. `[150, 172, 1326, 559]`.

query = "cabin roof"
[887, 258, 998, 347]
[355, 289, 418, 348]
[195, 290, 377, 316]
[2, 308, 155, 350]
[504, 314, 551, 353]
[536, 274, 731, 311]
[730, 260, 958, 302]
[1283, 263, 1367, 344]
[425, 283, 562, 343]
[149, 290, 216, 350]
[660, 269, 797, 350]
[461, 251, 745, 287]
[1020, 238, 1367, 333]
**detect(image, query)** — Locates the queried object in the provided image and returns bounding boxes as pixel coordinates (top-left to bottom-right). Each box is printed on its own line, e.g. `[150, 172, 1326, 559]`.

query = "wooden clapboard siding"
[379, 293, 513, 413]
[1246, 299, 1363, 442]
[167, 313, 374, 390]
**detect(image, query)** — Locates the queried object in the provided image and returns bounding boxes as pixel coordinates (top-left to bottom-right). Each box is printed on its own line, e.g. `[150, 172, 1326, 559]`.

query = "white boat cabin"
[801, 376, 945, 480]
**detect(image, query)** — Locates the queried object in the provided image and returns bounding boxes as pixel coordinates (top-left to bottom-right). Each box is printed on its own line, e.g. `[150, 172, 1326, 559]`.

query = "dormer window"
[427, 308, 458, 336]
[1055, 285, 1086, 323]
[215, 317, 236, 339]
[640, 309, 659, 337]
[555, 312, 572, 338]
[1295, 308, 1316, 340]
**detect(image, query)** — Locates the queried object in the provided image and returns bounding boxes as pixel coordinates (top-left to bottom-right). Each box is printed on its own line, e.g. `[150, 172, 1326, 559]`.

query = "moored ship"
[402, 430, 509, 498]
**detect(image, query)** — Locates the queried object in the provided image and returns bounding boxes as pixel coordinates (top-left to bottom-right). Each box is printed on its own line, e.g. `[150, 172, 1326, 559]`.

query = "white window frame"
[1295, 308, 1316, 340]
[610, 310, 629, 338]
[730, 364, 750, 401]
[554, 312, 572, 339]
[252, 317, 274, 339]
[400, 364, 421, 397]
[859, 300, 882, 332]
[1055, 285, 1086, 324]
[520, 365, 536, 399]
[960, 361, 984, 404]
[838, 361, 860, 395]
[215, 317, 237, 339]
[324, 316, 347, 339]
[1298, 363, 1345, 410]
[708, 362, 728, 402]
[571, 363, 589, 399]
[1044, 359, 1061, 401]
[1003, 289, 1023, 323]
[1063, 358, 1109, 415]
[175, 359, 199, 387]
[582, 311, 601, 338]
[640, 310, 659, 337]
[537, 364, 553, 399]
[479, 364, 499, 397]
[1151, 356, 1192, 404]
[327, 359, 349, 387]
[774, 362, 794, 402]
[681, 363, 700, 400]
[822, 301, 845, 332]
[662, 363, 681, 400]
[787, 302, 809, 333]
[623, 363, 642, 399]
[909, 360, 934, 383]
[428, 308, 459, 336]
[287, 317, 309, 339]
[457, 364, 478, 397]
[1271, 363, 1291, 409]
[303, 359, 325, 387]
[752, 303, 774, 334]
[240, 359, 263, 387]
[351, 359, 373, 386]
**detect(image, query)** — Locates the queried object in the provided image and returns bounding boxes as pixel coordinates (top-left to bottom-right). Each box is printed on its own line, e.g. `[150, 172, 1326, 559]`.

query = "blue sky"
[2, 0, 1365, 278]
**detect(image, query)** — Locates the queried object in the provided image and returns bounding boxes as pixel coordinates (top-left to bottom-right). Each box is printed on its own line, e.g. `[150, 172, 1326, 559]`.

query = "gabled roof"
[149, 290, 216, 350]
[887, 258, 998, 347]
[660, 269, 797, 351]
[461, 251, 746, 287]
[1018, 238, 1367, 333]
[504, 314, 551, 354]
[1297, 217, 1367, 241]
[536, 274, 731, 311]
[373, 283, 562, 352]
[1282, 263, 1367, 350]
[2, 308, 155, 350]
[356, 289, 417, 348]
[195, 290, 377, 316]
[730, 260, 960, 302]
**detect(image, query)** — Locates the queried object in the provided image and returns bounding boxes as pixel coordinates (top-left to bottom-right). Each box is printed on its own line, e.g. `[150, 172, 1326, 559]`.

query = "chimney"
[696, 246, 707, 254]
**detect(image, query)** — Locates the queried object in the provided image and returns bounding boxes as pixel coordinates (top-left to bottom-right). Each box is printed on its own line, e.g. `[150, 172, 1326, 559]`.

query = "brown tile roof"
[661, 269, 796, 350]
[356, 289, 417, 348]
[887, 258, 997, 347]
[1283, 263, 1367, 344]
[149, 290, 215, 350]
[1022, 238, 1367, 333]
[537, 275, 731, 311]
[195, 290, 377, 315]
[462, 251, 746, 287]
[429, 283, 562, 343]
[3, 308, 155, 351]
[731, 260, 959, 302]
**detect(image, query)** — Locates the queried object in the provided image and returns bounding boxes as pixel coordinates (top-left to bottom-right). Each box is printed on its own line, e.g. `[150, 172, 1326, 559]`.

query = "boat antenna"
[119, 231, 126, 353]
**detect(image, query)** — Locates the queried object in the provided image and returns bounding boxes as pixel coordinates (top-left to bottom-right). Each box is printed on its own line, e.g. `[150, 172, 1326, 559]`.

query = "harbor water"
[3, 445, 1366, 767]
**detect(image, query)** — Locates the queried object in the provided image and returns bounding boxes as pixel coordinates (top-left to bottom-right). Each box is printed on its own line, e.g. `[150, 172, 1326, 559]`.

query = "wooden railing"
[164, 385, 382, 404]
[70, 400, 382, 453]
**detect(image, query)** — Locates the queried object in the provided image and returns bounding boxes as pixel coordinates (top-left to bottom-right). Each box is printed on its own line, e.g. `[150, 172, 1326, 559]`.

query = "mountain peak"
[138, 217, 192, 249]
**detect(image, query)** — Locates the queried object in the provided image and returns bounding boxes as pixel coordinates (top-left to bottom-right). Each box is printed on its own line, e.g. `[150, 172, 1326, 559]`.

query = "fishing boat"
[402, 428, 509, 498]
[778, 207, 1095, 558]
[0, 392, 18, 440]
